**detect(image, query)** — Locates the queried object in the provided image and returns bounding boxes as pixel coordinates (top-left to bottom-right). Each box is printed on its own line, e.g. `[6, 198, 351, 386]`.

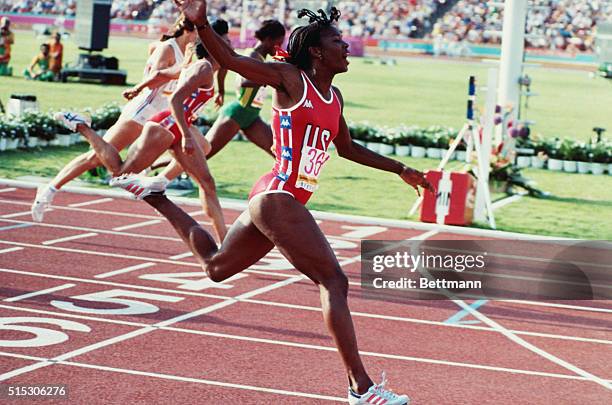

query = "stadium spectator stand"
[2, 0, 611, 52]
[432, 0, 612, 52]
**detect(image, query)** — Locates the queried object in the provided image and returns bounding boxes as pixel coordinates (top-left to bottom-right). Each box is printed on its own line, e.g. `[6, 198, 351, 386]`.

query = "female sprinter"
[54, 39, 228, 241]
[114, 3, 434, 404]
[206, 18, 286, 159]
[30, 15, 196, 222]
[150, 19, 286, 188]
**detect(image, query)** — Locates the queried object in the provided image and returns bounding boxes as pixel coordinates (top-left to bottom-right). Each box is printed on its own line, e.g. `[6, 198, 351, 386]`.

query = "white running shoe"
[110, 173, 167, 200]
[31, 184, 57, 222]
[348, 373, 409, 405]
[54, 111, 91, 132]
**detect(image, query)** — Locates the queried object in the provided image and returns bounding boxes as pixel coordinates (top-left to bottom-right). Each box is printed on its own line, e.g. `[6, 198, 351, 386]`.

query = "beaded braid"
[286, 7, 341, 70]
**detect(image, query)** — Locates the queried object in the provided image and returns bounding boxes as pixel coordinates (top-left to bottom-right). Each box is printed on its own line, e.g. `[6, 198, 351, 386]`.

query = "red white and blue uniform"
[149, 60, 215, 146]
[249, 71, 342, 205]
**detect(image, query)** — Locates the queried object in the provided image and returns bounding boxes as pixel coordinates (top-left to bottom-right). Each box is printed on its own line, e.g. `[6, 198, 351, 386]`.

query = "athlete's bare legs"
[168, 127, 227, 241]
[156, 127, 211, 182]
[155, 115, 273, 183]
[31, 118, 144, 222]
[242, 117, 274, 157]
[205, 114, 241, 159]
[75, 122, 173, 177]
[51, 119, 143, 189]
[142, 192, 374, 394]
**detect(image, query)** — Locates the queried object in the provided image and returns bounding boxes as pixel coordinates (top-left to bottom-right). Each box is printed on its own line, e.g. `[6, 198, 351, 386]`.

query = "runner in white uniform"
[120, 36, 186, 125]
[31, 14, 197, 222]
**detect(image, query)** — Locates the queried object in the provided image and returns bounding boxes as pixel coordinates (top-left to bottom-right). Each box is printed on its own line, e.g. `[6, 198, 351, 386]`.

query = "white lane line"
[68, 198, 114, 208]
[0, 268, 229, 300]
[241, 299, 612, 345]
[94, 263, 157, 279]
[0, 180, 591, 241]
[1, 236, 610, 315]
[169, 252, 193, 260]
[0, 199, 218, 226]
[112, 220, 163, 232]
[1, 194, 575, 243]
[0, 218, 182, 242]
[410, 229, 440, 240]
[0, 240, 299, 281]
[499, 299, 612, 314]
[42, 232, 98, 246]
[154, 275, 304, 328]
[4, 284, 76, 302]
[0, 267, 609, 346]
[0, 247, 23, 255]
[0, 240, 298, 278]
[0, 240, 204, 267]
[452, 297, 612, 390]
[412, 244, 612, 390]
[0, 305, 609, 384]
[0, 304, 145, 328]
[0, 351, 344, 402]
[0, 275, 308, 385]
[492, 193, 526, 211]
[1, 210, 39, 219]
[0, 199, 161, 220]
[0, 188, 17, 194]
[0, 199, 429, 243]
[0, 223, 32, 232]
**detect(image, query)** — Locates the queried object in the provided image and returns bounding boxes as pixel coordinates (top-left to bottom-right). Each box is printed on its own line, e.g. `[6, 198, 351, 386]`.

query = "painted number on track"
[0, 317, 90, 348]
[50, 289, 183, 315]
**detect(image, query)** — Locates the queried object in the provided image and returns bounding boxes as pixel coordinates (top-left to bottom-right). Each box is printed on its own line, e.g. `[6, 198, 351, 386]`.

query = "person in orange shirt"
[48, 32, 63, 78]
[0, 21, 12, 76]
[0, 17, 14, 46]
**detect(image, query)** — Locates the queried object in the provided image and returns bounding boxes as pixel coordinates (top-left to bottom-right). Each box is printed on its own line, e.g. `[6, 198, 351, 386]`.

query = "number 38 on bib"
[296, 124, 333, 192]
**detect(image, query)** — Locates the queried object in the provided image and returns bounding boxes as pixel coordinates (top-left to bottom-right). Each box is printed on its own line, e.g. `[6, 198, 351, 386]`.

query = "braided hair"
[286, 7, 341, 70]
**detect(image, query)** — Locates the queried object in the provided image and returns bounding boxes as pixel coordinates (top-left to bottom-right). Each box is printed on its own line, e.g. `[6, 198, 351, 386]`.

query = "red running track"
[0, 185, 610, 404]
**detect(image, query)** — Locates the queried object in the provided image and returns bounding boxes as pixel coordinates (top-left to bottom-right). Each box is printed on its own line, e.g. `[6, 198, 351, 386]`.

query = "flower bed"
[0, 103, 123, 151]
[2, 108, 610, 177]
[347, 121, 611, 176]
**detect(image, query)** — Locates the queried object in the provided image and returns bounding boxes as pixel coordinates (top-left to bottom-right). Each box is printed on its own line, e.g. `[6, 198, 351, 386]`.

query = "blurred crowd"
[1, 0, 75, 15]
[0, 0, 157, 20]
[335, 0, 446, 38]
[111, 0, 160, 20]
[2, 0, 611, 52]
[431, 0, 612, 53]
[131, 0, 446, 39]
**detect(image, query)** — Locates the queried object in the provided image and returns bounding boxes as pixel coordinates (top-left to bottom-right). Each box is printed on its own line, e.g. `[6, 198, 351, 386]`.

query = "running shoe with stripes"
[348, 373, 409, 405]
[54, 111, 91, 131]
[31, 184, 57, 222]
[110, 173, 167, 200]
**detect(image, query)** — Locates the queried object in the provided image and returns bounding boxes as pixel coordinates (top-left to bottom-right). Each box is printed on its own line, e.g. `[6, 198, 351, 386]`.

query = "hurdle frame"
[409, 73, 497, 229]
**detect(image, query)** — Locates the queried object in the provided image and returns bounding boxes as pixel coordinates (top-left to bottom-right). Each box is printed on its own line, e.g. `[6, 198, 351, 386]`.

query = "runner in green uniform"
[24, 43, 54, 81]
[206, 19, 286, 158]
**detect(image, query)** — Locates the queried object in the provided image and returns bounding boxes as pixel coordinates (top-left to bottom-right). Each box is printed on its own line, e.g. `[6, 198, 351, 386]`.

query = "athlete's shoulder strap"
[166, 38, 184, 65]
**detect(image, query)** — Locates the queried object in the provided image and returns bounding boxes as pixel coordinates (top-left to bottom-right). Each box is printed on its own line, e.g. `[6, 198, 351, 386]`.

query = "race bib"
[295, 146, 331, 192]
